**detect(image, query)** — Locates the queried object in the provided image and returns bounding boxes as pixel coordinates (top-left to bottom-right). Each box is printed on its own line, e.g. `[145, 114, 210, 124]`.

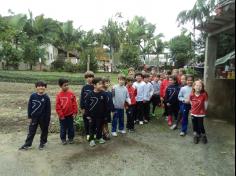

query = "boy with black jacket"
[80, 71, 94, 141]
[164, 75, 180, 127]
[19, 81, 51, 150]
[85, 77, 108, 147]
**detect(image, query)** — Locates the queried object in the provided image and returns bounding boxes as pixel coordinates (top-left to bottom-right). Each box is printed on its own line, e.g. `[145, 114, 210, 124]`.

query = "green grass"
[0, 70, 118, 85]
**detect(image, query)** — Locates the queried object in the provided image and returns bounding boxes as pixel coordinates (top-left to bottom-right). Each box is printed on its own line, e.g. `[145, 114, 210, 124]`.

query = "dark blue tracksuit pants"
[180, 103, 191, 133]
[112, 109, 124, 132]
[59, 115, 74, 141]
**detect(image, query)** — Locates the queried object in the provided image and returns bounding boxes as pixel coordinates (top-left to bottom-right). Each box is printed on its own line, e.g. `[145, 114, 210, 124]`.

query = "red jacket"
[127, 85, 137, 105]
[56, 90, 78, 119]
[190, 92, 208, 116]
[160, 79, 169, 98]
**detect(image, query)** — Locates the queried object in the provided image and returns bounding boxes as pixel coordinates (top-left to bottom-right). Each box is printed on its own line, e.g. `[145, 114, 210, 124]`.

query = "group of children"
[19, 67, 209, 150]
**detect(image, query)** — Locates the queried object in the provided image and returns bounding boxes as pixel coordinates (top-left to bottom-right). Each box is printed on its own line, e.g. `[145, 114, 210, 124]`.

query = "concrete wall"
[204, 35, 235, 123]
[206, 79, 235, 123]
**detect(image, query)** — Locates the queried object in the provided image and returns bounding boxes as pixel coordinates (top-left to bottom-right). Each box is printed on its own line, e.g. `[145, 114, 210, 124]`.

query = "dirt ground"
[0, 82, 235, 176]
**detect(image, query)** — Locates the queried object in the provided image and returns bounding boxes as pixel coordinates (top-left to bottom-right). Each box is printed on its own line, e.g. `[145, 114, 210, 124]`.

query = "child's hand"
[167, 103, 171, 106]
[28, 118, 32, 124]
[72, 114, 77, 118]
[184, 99, 190, 104]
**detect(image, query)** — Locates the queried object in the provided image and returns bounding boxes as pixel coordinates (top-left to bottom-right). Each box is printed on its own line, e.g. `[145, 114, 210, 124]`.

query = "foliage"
[169, 32, 194, 68]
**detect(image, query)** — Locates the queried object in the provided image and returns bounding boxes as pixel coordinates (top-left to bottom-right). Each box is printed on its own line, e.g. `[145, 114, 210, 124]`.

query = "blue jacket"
[164, 84, 180, 105]
[80, 84, 94, 109]
[28, 93, 51, 120]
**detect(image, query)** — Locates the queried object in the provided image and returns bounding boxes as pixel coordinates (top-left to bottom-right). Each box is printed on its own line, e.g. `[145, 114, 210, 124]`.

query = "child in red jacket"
[160, 70, 171, 118]
[56, 78, 78, 145]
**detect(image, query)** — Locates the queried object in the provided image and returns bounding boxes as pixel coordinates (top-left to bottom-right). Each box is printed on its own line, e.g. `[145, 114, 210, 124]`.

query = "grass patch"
[0, 70, 118, 85]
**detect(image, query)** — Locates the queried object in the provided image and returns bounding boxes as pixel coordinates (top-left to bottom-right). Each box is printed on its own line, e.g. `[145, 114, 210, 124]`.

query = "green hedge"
[0, 71, 85, 85]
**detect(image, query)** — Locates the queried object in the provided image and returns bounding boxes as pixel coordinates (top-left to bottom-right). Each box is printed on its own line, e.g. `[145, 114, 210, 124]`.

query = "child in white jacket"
[143, 73, 154, 123]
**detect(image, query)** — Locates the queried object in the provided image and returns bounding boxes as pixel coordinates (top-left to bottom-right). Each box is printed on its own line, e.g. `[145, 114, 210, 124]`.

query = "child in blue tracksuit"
[178, 75, 194, 136]
[102, 77, 115, 140]
[80, 71, 94, 141]
[164, 75, 180, 127]
[19, 81, 51, 150]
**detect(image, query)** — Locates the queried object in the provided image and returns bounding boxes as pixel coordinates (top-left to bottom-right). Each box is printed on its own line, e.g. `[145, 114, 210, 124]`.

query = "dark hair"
[35, 81, 47, 88]
[92, 77, 103, 85]
[169, 75, 178, 84]
[58, 78, 69, 87]
[135, 72, 143, 78]
[118, 74, 126, 80]
[143, 73, 150, 78]
[84, 71, 95, 78]
[102, 77, 110, 83]
[186, 74, 194, 81]
[126, 76, 135, 82]
[166, 70, 172, 75]
[128, 67, 135, 72]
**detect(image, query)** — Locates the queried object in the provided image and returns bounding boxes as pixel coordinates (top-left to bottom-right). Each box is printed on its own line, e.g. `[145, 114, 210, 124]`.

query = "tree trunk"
[67, 51, 70, 63]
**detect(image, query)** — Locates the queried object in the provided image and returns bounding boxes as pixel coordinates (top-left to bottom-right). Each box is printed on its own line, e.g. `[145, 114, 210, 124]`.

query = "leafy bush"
[64, 62, 81, 73]
[74, 115, 85, 135]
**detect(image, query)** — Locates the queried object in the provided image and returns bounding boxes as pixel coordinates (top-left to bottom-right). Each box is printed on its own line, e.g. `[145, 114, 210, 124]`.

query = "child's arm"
[125, 88, 131, 105]
[46, 96, 51, 121]
[27, 95, 33, 119]
[72, 94, 78, 117]
[55, 95, 64, 119]
[80, 87, 85, 110]
[178, 88, 184, 102]
[204, 92, 209, 111]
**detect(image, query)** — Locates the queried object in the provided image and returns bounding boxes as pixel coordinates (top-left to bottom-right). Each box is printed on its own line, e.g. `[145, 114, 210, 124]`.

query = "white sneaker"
[112, 132, 118, 137]
[180, 132, 186, 136]
[139, 121, 144, 125]
[119, 130, 126, 134]
[170, 124, 177, 130]
[89, 140, 96, 147]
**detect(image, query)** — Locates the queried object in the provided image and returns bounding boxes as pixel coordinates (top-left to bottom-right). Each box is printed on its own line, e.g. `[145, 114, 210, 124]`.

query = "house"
[196, 0, 235, 123]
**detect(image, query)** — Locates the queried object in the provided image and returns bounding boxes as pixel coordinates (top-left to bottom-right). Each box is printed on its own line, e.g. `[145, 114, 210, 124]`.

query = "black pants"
[191, 116, 206, 136]
[89, 117, 104, 141]
[59, 115, 74, 141]
[135, 101, 144, 122]
[143, 101, 150, 121]
[126, 105, 136, 130]
[151, 95, 160, 114]
[83, 114, 90, 135]
[25, 117, 50, 146]
[167, 104, 179, 122]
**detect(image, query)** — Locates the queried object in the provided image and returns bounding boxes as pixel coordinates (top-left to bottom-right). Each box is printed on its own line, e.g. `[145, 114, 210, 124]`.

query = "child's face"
[127, 81, 133, 86]
[128, 71, 135, 77]
[144, 77, 149, 83]
[168, 78, 174, 85]
[153, 76, 159, 82]
[61, 83, 69, 92]
[36, 86, 46, 94]
[136, 75, 142, 82]
[172, 70, 179, 76]
[186, 77, 193, 86]
[118, 79, 125, 86]
[94, 81, 104, 91]
[86, 77, 94, 84]
[104, 81, 110, 89]
[181, 76, 186, 85]
[194, 81, 202, 93]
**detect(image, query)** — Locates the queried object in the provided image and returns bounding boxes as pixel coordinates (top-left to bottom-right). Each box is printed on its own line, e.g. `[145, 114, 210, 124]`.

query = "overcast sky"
[0, 0, 196, 41]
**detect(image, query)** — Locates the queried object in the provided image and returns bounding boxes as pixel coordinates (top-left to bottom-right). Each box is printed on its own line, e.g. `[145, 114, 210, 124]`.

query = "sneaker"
[62, 140, 67, 145]
[68, 139, 74, 144]
[139, 121, 144, 125]
[135, 120, 139, 124]
[144, 120, 149, 124]
[128, 129, 135, 133]
[89, 140, 96, 147]
[86, 135, 90, 141]
[118, 130, 126, 134]
[39, 143, 45, 150]
[170, 124, 177, 130]
[179, 132, 186, 136]
[202, 136, 208, 144]
[99, 138, 106, 144]
[193, 136, 199, 144]
[19, 144, 32, 150]
[112, 132, 118, 137]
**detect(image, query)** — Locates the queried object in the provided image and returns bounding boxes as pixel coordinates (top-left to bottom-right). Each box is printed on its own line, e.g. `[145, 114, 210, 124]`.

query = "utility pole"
[87, 54, 90, 71]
